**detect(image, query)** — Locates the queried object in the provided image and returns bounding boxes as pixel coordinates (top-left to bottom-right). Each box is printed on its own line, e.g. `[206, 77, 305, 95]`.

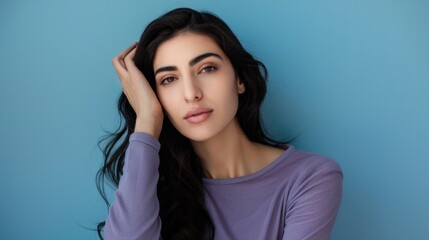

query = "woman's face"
[153, 31, 245, 142]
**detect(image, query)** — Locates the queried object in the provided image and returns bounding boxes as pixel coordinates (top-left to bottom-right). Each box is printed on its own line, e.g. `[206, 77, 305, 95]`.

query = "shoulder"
[270, 146, 343, 198]
[282, 146, 342, 179]
[278, 147, 343, 239]
[276, 146, 343, 203]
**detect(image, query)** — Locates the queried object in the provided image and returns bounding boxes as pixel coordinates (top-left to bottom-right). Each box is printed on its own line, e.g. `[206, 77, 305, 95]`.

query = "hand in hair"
[112, 43, 164, 138]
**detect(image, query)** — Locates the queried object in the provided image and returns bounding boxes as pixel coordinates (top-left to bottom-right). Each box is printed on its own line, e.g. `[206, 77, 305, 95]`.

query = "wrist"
[134, 115, 163, 139]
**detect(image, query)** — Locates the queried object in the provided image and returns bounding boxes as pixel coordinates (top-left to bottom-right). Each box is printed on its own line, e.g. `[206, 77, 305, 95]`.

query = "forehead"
[153, 32, 225, 69]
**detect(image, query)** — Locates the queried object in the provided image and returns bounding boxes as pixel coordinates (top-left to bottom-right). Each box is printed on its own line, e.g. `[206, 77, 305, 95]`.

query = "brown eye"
[161, 77, 176, 85]
[200, 66, 217, 74]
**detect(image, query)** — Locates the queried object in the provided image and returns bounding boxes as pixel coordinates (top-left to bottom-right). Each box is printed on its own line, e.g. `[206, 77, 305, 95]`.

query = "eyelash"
[160, 77, 176, 85]
[200, 65, 217, 73]
[160, 65, 218, 85]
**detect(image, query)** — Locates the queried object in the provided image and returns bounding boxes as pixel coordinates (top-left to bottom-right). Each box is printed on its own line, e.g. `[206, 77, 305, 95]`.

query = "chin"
[175, 122, 228, 142]
[180, 129, 217, 142]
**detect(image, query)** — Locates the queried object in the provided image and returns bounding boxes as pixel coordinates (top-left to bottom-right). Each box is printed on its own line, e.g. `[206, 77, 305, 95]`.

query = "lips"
[184, 108, 213, 123]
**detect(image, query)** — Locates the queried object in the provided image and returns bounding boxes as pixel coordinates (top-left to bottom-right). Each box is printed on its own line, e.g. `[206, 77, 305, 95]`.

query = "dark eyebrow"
[154, 66, 177, 76]
[189, 52, 223, 66]
[154, 52, 223, 76]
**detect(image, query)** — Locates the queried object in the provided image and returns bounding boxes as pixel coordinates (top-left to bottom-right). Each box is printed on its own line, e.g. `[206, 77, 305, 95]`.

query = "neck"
[191, 119, 266, 179]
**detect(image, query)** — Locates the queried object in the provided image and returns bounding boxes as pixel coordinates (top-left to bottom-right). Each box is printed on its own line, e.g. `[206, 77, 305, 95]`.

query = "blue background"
[1, 0, 428, 239]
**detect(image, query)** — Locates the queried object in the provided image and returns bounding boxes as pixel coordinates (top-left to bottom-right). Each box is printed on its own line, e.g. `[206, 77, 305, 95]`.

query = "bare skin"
[112, 35, 284, 179]
[112, 43, 163, 138]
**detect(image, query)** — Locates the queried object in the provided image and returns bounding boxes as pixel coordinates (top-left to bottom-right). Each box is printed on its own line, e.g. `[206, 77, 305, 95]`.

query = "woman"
[97, 7, 342, 240]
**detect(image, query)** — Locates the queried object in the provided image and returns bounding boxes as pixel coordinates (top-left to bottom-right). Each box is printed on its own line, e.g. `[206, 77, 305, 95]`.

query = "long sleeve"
[282, 159, 343, 240]
[104, 132, 162, 240]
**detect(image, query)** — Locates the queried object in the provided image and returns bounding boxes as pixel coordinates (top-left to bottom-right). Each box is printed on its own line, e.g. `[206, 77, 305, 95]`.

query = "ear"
[237, 79, 245, 94]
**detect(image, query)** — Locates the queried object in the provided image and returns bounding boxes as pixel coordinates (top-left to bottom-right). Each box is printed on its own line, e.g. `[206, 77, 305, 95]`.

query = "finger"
[113, 43, 138, 71]
[124, 48, 146, 77]
[117, 42, 138, 61]
[124, 47, 145, 75]
[112, 55, 127, 75]
[123, 47, 137, 69]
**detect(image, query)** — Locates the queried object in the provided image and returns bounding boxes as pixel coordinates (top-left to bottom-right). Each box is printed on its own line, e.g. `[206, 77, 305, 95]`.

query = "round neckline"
[202, 144, 295, 185]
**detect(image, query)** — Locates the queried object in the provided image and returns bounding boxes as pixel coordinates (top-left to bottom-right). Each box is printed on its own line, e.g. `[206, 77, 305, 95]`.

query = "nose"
[183, 74, 203, 102]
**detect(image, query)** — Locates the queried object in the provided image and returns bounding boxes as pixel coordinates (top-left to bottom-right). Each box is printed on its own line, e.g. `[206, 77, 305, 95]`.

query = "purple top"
[104, 132, 343, 240]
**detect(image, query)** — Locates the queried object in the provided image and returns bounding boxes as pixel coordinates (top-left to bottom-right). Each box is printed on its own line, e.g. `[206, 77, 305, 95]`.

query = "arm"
[283, 159, 343, 240]
[104, 132, 162, 240]
[104, 43, 164, 239]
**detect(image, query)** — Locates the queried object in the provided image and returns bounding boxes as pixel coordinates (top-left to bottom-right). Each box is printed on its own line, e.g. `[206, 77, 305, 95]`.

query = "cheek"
[157, 91, 175, 114]
[157, 90, 185, 128]
[217, 78, 240, 103]
[209, 80, 240, 115]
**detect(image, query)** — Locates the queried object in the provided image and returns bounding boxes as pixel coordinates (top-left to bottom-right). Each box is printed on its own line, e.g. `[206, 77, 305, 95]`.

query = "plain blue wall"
[1, 0, 428, 239]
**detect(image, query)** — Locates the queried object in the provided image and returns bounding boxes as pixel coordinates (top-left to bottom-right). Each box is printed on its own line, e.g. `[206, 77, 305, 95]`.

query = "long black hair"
[97, 7, 284, 240]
